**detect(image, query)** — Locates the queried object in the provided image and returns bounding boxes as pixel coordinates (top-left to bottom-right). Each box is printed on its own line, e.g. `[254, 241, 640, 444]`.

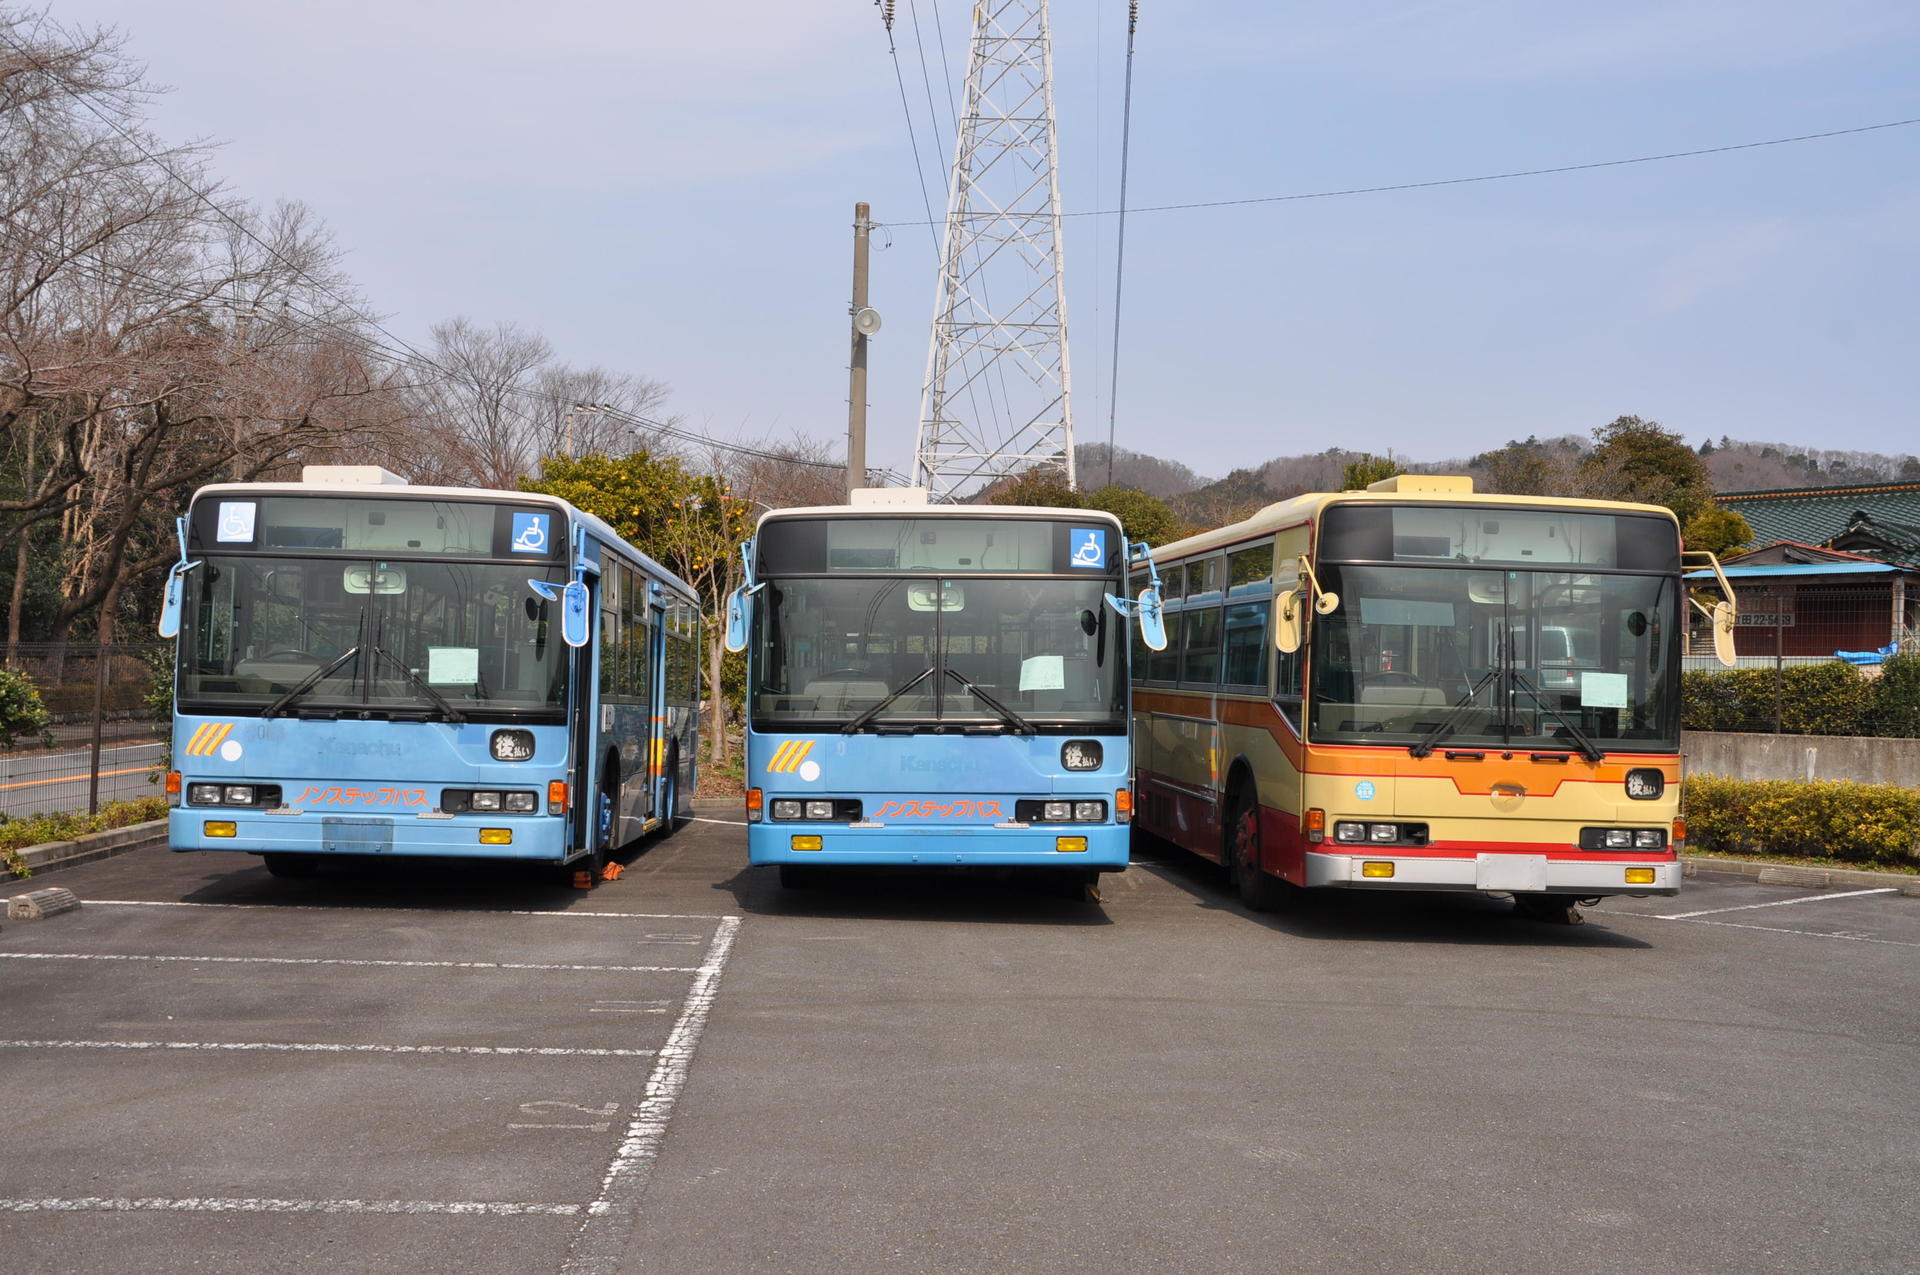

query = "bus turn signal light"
[747, 788, 764, 822]
[1671, 817, 1686, 852]
[547, 781, 568, 815]
[1361, 861, 1394, 878]
[1114, 789, 1133, 823]
[1305, 808, 1326, 844]
[1625, 867, 1657, 885]
[165, 771, 182, 797]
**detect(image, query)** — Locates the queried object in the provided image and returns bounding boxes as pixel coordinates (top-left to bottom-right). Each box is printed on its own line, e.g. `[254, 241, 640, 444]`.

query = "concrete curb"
[8, 819, 169, 879]
[692, 797, 742, 812]
[1684, 855, 1920, 896]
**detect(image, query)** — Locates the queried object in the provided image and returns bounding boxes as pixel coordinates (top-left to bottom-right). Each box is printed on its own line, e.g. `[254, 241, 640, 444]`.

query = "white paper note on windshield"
[428, 647, 480, 684]
[1580, 671, 1628, 709]
[1019, 655, 1065, 692]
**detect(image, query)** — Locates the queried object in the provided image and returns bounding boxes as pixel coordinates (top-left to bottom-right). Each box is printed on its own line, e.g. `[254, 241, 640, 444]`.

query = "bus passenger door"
[648, 587, 668, 821]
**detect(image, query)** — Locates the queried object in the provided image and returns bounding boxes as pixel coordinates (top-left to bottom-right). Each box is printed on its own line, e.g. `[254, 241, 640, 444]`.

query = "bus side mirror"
[1273, 589, 1303, 654]
[1137, 587, 1167, 652]
[157, 561, 196, 639]
[1711, 600, 1736, 667]
[724, 586, 750, 653]
[560, 580, 590, 648]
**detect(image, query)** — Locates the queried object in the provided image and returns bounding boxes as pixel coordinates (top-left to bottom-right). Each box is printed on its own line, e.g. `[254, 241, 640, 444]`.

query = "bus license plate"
[1475, 853, 1546, 892]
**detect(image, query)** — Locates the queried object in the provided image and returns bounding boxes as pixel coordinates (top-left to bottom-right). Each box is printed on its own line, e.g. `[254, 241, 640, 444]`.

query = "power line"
[881, 116, 1920, 228]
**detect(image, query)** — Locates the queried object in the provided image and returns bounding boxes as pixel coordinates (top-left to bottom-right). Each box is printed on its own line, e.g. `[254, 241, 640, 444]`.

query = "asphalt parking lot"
[3, 816, 1916, 1274]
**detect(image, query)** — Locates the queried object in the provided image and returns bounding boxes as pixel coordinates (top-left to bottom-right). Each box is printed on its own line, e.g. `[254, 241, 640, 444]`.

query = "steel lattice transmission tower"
[913, 0, 1075, 500]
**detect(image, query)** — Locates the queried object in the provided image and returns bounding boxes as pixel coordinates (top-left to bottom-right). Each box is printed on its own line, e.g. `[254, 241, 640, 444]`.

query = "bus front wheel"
[1225, 785, 1288, 913]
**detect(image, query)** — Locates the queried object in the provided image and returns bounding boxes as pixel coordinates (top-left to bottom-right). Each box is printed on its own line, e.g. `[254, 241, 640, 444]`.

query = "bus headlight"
[1044, 801, 1072, 821]
[805, 800, 835, 820]
[188, 783, 224, 805]
[1061, 740, 1103, 770]
[1335, 821, 1367, 843]
[471, 791, 502, 811]
[504, 792, 538, 813]
[771, 800, 803, 820]
[1073, 801, 1105, 822]
[224, 785, 256, 805]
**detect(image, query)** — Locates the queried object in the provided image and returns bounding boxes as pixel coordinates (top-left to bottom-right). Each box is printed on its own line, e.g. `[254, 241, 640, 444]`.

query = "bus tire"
[1512, 893, 1585, 925]
[263, 853, 317, 879]
[1225, 784, 1288, 913]
[567, 763, 615, 886]
[660, 744, 682, 835]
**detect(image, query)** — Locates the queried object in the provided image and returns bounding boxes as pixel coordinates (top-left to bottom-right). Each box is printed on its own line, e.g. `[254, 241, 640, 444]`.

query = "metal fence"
[1680, 581, 1917, 734]
[1, 641, 170, 819]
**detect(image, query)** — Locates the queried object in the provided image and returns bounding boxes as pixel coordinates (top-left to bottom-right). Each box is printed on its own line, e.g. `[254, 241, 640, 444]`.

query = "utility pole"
[846, 202, 879, 499]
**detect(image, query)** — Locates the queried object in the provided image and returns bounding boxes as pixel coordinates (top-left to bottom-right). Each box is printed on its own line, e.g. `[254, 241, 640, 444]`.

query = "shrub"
[1682, 661, 1888, 736]
[1869, 650, 1920, 738]
[0, 795, 169, 859]
[1683, 775, 1920, 867]
[0, 666, 55, 750]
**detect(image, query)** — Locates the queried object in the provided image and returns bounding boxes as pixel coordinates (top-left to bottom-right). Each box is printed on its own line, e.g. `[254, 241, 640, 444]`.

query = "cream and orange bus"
[1129, 475, 1735, 922]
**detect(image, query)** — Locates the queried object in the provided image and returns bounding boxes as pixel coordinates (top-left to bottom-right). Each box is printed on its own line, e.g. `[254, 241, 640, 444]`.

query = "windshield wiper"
[261, 645, 363, 719]
[366, 643, 466, 723]
[942, 667, 1036, 735]
[1408, 667, 1501, 759]
[842, 666, 935, 734]
[1509, 670, 1603, 763]
[264, 609, 364, 720]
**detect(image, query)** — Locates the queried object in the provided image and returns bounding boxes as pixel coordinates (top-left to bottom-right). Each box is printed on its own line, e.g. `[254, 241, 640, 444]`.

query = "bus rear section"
[1287, 751, 1682, 899]
[746, 730, 1131, 872]
[732, 499, 1147, 889]
[171, 717, 578, 868]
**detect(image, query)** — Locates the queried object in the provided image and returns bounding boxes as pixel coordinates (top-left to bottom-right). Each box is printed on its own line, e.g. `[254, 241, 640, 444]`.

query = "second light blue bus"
[159, 466, 700, 884]
[724, 491, 1166, 896]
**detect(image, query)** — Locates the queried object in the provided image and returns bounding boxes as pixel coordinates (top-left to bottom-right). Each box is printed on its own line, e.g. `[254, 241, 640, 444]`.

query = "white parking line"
[0, 952, 694, 973]
[565, 914, 741, 1274]
[85, 900, 732, 919]
[0, 1039, 657, 1057]
[690, 815, 744, 826]
[1659, 887, 1900, 919]
[1659, 916, 1920, 948]
[0, 1197, 580, 1216]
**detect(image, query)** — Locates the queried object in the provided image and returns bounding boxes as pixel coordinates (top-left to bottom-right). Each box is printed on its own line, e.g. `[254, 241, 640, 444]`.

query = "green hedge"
[1683, 775, 1920, 867]
[1683, 651, 1920, 737]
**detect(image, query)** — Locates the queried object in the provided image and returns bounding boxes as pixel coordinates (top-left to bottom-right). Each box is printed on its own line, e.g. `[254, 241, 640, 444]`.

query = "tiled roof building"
[1717, 481, 1920, 567]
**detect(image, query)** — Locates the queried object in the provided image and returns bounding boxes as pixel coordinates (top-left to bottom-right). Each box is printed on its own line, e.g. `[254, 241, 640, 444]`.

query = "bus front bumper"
[169, 810, 575, 862]
[1303, 849, 1680, 896]
[748, 823, 1128, 870]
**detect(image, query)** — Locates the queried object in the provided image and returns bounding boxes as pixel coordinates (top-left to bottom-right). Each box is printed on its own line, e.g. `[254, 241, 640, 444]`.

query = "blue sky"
[59, 1, 1920, 482]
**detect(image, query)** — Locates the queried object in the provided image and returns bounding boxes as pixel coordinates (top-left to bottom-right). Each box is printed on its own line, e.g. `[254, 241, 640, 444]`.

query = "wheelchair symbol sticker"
[511, 512, 550, 554]
[215, 501, 256, 543]
[1069, 527, 1107, 569]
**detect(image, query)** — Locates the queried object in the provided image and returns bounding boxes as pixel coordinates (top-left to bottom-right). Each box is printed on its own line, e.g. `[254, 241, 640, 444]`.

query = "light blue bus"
[725, 493, 1166, 897]
[158, 466, 700, 883]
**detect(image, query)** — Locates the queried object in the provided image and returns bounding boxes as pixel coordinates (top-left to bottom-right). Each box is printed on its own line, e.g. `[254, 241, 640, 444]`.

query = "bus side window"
[1181, 607, 1222, 685]
[1222, 601, 1266, 687]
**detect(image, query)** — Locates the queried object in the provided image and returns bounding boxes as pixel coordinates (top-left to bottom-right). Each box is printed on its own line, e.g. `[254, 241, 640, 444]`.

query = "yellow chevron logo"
[184, 722, 236, 757]
[766, 740, 815, 774]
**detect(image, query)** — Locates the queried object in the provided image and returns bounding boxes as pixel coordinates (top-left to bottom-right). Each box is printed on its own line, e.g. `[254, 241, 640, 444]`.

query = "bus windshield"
[177, 555, 571, 719]
[1307, 565, 1679, 751]
[751, 575, 1126, 732]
